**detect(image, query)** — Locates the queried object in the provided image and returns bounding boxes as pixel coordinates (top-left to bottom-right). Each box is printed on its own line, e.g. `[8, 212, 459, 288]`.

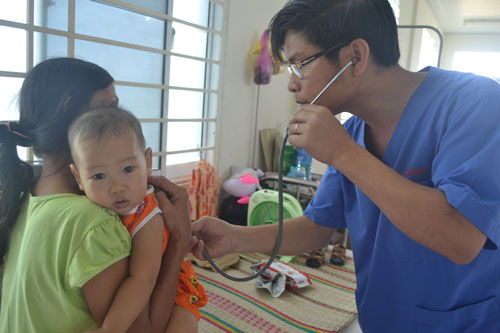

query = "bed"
[193, 251, 357, 332]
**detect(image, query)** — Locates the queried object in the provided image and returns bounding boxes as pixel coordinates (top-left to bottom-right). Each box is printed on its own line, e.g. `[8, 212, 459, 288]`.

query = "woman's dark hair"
[0, 57, 114, 266]
[269, 0, 400, 66]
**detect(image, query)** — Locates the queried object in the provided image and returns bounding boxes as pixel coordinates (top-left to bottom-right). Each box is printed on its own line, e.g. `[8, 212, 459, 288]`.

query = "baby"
[68, 107, 206, 332]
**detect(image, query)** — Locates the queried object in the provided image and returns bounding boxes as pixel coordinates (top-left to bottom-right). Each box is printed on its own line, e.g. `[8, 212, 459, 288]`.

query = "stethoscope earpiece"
[351, 57, 358, 65]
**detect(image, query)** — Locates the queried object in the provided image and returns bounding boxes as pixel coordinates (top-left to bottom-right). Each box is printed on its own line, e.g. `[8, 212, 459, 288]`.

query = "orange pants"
[175, 256, 208, 319]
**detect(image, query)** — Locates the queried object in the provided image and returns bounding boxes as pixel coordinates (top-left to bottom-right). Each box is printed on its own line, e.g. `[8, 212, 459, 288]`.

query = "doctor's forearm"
[233, 216, 334, 255]
[334, 142, 486, 265]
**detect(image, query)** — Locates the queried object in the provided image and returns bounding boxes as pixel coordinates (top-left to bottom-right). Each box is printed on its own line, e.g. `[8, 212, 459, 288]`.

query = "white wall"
[399, 1, 500, 73]
[441, 34, 500, 70]
[398, 0, 417, 69]
[398, 0, 442, 71]
[216, 0, 294, 181]
[216, 0, 442, 181]
[218, 0, 478, 181]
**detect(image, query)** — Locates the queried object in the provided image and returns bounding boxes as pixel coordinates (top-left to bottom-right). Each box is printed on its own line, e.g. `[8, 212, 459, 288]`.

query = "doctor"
[191, 0, 500, 331]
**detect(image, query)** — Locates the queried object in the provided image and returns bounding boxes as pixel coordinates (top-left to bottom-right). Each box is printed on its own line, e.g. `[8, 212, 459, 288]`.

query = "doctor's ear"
[346, 39, 370, 76]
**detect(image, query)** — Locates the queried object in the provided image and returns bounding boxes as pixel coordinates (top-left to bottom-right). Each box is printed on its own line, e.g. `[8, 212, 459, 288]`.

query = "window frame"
[0, 0, 225, 178]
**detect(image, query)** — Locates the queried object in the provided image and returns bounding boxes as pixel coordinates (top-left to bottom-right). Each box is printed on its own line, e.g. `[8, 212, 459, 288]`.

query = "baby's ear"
[145, 148, 153, 175]
[69, 163, 84, 191]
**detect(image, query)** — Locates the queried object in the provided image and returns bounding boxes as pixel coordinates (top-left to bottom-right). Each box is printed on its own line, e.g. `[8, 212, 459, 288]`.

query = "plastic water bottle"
[283, 145, 297, 176]
[296, 148, 312, 181]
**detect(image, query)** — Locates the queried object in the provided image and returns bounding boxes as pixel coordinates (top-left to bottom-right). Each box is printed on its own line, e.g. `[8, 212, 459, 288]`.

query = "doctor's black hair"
[0, 58, 114, 266]
[269, 0, 400, 66]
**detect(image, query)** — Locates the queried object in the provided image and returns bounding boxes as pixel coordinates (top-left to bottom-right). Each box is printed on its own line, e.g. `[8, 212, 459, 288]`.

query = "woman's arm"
[83, 177, 192, 332]
[147, 176, 192, 332]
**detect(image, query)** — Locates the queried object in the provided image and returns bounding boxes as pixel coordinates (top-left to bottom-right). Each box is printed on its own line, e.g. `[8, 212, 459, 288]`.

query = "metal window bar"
[92, 0, 223, 35]
[397, 24, 443, 68]
[0, 19, 222, 65]
[0, 0, 225, 173]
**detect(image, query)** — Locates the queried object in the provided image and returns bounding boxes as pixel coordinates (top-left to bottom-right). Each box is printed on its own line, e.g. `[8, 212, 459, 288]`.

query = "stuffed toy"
[222, 168, 264, 204]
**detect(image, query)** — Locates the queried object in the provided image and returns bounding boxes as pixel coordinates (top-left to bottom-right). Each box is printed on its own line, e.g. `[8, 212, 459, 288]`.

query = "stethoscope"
[202, 58, 358, 282]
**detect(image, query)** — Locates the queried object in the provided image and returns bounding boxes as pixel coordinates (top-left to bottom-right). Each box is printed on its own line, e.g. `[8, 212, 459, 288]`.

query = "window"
[388, 0, 400, 23]
[335, 0, 400, 125]
[417, 29, 439, 70]
[452, 52, 500, 84]
[0, 0, 224, 180]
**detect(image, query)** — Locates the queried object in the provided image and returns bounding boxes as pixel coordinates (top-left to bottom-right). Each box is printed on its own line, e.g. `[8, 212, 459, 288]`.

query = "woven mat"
[194, 252, 357, 332]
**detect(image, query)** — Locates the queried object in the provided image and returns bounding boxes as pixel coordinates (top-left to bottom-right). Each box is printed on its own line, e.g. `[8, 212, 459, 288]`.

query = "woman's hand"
[191, 216, 235, 260]
[143, 176, 193, 332]
[148, 176, 192, 252]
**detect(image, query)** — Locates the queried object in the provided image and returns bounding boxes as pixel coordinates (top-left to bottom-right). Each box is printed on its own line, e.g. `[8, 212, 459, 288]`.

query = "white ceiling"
[426, 0, 500, 34]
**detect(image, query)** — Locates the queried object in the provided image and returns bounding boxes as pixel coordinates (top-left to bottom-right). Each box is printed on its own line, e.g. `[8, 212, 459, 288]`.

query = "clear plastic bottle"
[283, 145, 297, 176]
[296, 148, 312, 181]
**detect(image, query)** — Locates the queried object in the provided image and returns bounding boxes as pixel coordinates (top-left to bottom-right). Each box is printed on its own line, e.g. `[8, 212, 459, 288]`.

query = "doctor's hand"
[288, 104, 356, 167]
[190, 217, 235, 261]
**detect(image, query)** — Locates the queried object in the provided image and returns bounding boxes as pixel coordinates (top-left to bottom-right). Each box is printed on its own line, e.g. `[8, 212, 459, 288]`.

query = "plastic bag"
[253, 29, 273, 85]
[249, 29, 284, 85]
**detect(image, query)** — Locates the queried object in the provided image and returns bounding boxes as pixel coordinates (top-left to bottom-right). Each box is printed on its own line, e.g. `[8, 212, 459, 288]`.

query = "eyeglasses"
[286, 41, 350, 79]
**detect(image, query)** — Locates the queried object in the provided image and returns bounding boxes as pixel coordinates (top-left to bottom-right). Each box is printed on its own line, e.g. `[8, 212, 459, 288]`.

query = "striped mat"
[194, 252, 357, 332]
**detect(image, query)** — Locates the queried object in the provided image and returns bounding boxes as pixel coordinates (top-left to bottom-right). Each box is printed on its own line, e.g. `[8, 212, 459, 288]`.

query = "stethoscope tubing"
[202, 59, 356, 281]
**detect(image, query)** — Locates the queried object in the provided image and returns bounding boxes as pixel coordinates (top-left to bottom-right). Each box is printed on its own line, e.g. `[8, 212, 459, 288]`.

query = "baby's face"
[70, 129, 152, 215]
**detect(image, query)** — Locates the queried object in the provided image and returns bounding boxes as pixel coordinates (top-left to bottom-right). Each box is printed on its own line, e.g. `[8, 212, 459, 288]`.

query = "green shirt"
[0, 193, 131, 332]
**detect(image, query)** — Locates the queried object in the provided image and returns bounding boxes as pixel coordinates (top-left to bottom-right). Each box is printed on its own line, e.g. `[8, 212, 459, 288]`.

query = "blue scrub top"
[305, 67, 500, 332]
